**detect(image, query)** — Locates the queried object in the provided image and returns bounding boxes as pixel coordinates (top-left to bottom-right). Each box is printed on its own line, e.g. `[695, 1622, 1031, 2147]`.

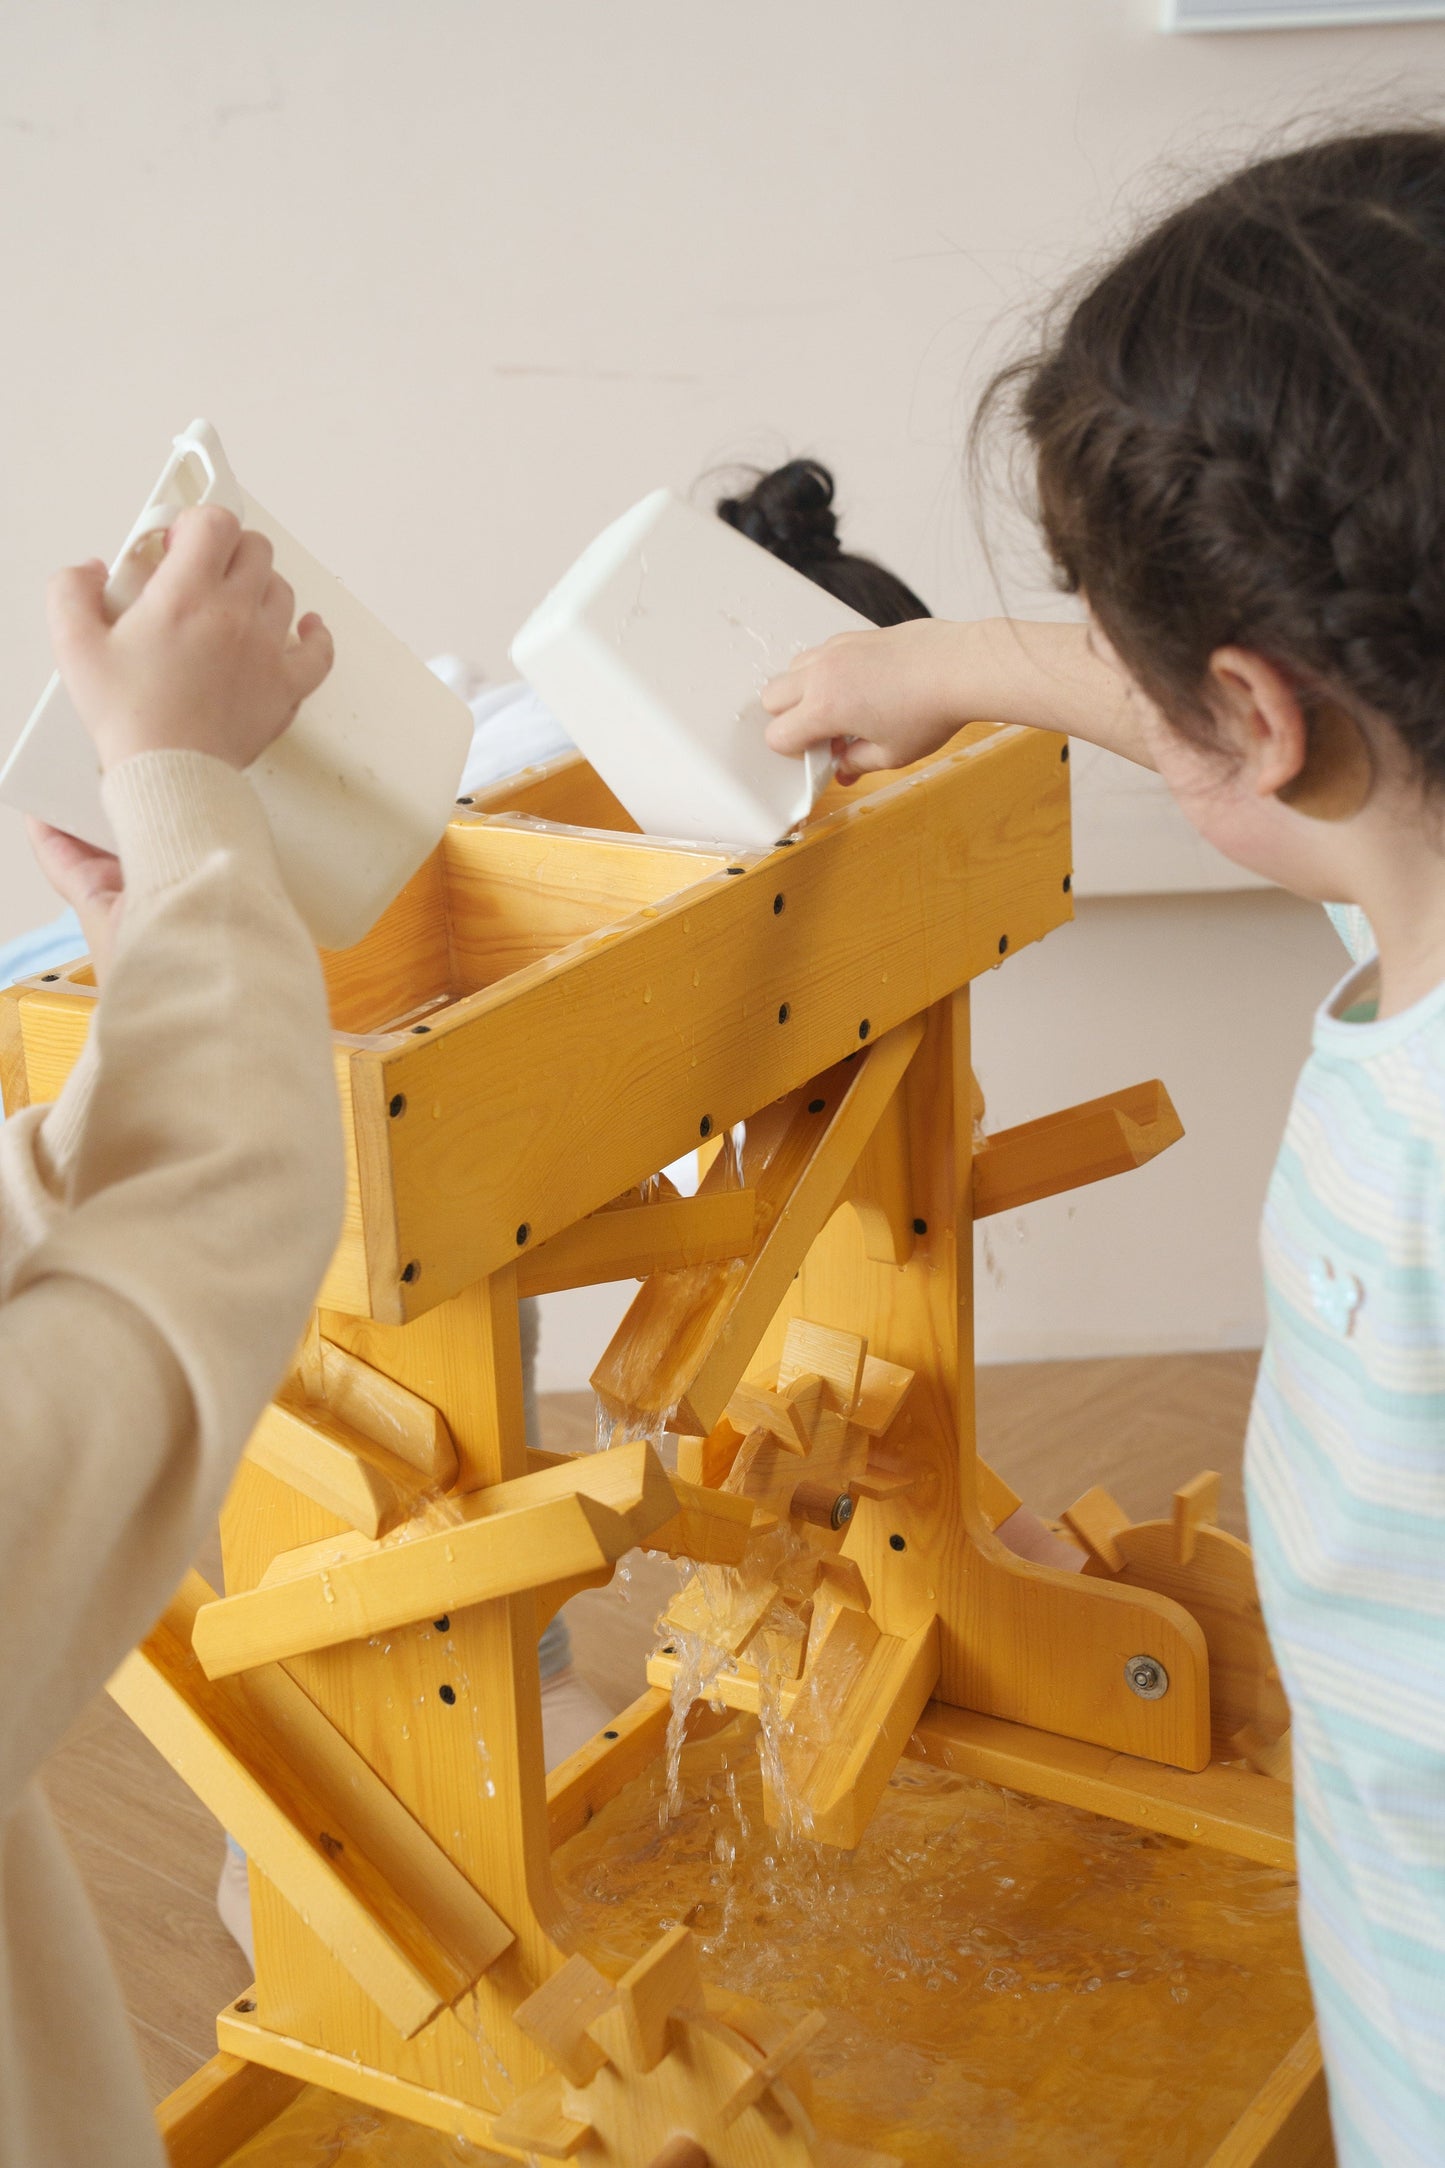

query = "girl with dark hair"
[764, 130, 1445, 2165]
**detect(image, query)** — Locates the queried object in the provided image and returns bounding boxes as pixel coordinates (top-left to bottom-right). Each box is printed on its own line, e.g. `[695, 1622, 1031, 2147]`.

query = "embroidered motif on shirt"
[1309, 1256, 1364, 1337]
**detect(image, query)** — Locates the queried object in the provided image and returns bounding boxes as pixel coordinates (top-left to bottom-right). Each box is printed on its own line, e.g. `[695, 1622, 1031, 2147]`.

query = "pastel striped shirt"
[1247, 906, 1445, 2164]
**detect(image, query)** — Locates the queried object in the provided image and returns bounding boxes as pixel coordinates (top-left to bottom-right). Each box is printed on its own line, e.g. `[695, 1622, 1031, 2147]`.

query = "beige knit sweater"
[0, 751, 344, 2167]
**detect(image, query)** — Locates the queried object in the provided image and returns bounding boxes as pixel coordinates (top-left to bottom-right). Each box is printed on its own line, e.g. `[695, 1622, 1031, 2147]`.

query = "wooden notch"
[110, 1574, 514, 2039]
[192, 1440, 675, 1679]
[604, 1925, 706, 2075]
[972, 1077, 1183, 1221]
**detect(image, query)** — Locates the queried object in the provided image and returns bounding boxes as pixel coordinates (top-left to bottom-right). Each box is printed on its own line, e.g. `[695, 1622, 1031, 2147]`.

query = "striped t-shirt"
[1246, 908, 1445, 2165]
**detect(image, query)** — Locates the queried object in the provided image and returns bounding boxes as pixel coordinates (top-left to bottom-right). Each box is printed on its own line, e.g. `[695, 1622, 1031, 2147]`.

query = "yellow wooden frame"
[2, 730, 1331, 2166]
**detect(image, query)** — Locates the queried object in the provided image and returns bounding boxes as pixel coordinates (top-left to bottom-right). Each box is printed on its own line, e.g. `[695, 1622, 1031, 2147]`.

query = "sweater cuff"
[101, 750, 282, 904]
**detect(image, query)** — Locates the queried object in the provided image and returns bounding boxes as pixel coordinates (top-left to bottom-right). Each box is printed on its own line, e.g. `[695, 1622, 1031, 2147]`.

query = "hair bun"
[717, 458, 842, 569]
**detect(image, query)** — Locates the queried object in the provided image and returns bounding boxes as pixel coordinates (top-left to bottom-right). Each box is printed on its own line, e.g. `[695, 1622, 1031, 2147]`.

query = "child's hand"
[762, 621, 970, 784]
[28, 820, 124, 984]
[45, 505, 334, 776]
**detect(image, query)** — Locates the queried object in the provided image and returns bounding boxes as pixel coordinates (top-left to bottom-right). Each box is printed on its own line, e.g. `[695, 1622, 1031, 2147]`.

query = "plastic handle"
[101, 418, 246, 622]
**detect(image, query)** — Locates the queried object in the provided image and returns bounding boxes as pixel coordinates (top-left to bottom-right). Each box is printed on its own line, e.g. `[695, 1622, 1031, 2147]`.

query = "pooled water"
[552, 1719, 1313, 2168]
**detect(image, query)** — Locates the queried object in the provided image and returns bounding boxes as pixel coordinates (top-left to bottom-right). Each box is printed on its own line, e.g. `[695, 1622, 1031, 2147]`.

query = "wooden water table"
[2, 725, 1331, 2167]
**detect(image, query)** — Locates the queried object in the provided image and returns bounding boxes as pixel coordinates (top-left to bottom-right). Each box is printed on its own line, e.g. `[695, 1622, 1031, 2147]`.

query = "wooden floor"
[41, 1349, 1259, 2105]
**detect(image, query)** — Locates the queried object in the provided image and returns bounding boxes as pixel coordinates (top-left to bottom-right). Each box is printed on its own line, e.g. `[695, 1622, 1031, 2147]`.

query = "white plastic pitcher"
[0, 420, 473, 952]
[511, 489, 868, 849]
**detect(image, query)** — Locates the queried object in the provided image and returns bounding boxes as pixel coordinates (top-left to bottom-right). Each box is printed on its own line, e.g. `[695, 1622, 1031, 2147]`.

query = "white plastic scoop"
[511, 488, 871, 849]
[0, 420, 473, 952]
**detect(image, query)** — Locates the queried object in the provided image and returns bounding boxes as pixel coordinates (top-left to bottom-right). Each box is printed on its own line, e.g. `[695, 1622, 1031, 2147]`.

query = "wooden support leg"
[749, 991, 1212, 1773]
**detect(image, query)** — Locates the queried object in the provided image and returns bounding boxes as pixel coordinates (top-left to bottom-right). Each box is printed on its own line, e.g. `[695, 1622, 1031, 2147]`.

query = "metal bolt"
[830, 1494, 854, 1531]
[1124, 1654, 1169, 1700]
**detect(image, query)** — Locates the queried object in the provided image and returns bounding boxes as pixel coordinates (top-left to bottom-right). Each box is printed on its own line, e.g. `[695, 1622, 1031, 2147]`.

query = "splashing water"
[554, 1720, 1313, 2168]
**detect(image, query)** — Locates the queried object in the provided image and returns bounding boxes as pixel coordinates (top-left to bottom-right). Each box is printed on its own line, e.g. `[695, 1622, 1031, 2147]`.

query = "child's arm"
[0, 509, 345, 1810]
[762, 617, 1156, 781]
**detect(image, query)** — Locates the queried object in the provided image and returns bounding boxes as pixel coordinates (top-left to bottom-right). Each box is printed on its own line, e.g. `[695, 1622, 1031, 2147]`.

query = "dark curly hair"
[984, 128, 1445, 776]
[716, 458, 931, 627]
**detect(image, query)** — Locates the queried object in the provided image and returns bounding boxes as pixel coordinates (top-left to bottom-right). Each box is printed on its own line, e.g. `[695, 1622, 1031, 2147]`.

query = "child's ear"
[1206, 648, 1372, 820]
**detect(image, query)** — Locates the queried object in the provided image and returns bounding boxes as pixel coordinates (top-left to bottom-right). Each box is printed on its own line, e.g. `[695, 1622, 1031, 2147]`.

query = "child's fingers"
[44, 559, 109, 667]
[760, 665, 807, 717]
[765, 700, 836, 756]
[159, 504, 244, 596]
[26, 817, 122, 906]
[261, 569, 297, 637]
[832, 738, 890, 785]
[283, 612, 335, 705]
[226, 529, 275, 597]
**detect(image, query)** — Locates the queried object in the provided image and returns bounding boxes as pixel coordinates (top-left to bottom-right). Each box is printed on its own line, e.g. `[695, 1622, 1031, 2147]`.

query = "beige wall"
[1, 2, 1435, 1381]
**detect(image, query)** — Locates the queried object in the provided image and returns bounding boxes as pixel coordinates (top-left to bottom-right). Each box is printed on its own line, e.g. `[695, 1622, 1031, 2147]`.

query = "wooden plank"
[110, 1574, 514, 2039]
[463, 747, 640, 831]
[1205, 2025, 1335, 2168]
[610, 1925, 704, 2073]
[592, 1021, 924, 1435]
[512, 1953, 614, 2084]
[319, 847, 452, 1036]
[444, 816, 733, 992]
[517, 1188, 757, 1297]
[972, 1077, 1183, 1221]
[369, 724, 1071, 1317]
[194, 1441, 676, 1679]
[545, 1688, 673, 1851]
[641, 1475, 756, 1565]
[315, 1337, 457, 1485]
[719, 2010, 827, 2127]
[230, 1269, 572, 2118]
[908, 1702, 1296, 1868]
[244, 1396, 430, 1539]
[210, 2008, 516, 2154]
[156, 2053, 303, 2168]
[845, 1083, 915, 1266]
[785, 1616, 941, 1849]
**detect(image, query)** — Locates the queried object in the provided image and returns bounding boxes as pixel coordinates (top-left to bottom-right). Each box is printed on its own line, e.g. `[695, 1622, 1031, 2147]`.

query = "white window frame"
[1163, 0, 1445, 27]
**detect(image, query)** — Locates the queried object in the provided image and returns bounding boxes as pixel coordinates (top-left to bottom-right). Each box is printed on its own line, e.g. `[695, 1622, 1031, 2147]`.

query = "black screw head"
[662, 1643, 676, 1655]
[516, 1222, 531, 1246]
[411, 1022, 431, 1033]
[603, 1728, 619, 1740]
[889, 1532, 907, 1552]
[773, 893, 785, 915]
[912, 1217, 928, 1236]
[1060, 743, 1070, 763]
[858, 1019, 871, 1041]
[1062, 874, 1072, 894]
[234, 1997, 256, 2013]
[389, 1093, 407, 1118]
[808, 1098, 826, 1114]
[456, 795, 474, 806]
[434, 1616, 450, 1632]
[778, 1002, 791, 1024]
[725, 865, 745, 876]
[699, 1115, 713, 1138]
[997, 934, 1009, 955]
[438, 1683, 457, 1705]
[40, 972, 59, 982]
[401, 1260, 420, 1284]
